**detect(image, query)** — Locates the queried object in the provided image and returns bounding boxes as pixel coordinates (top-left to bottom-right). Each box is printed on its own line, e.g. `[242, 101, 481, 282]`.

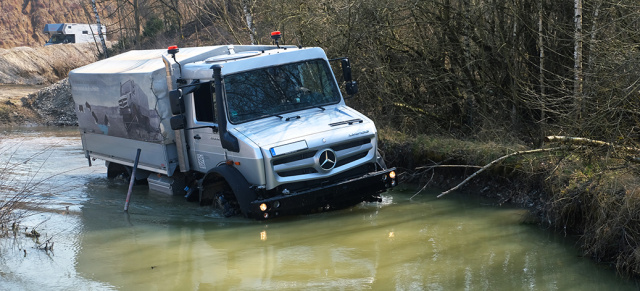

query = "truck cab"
[69, 43, 396, 220]
[43, 23, 106, 45]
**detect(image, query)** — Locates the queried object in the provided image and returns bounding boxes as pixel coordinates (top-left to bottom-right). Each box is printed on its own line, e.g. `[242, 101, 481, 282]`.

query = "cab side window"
[193, 83, 216, 123]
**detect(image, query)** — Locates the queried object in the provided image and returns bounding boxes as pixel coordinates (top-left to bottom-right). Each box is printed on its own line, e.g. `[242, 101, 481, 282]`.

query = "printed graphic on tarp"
[75, 79, 162, 142]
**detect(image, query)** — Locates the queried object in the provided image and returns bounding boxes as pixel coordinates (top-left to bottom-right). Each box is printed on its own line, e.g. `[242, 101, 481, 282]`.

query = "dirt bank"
[0, 79, 74, 126]
[0, 43, 103, 126]
[0, 43, 103, 85]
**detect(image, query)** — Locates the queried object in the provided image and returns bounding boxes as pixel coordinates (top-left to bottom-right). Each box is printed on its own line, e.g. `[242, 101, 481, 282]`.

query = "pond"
[0, 127, 637, 290]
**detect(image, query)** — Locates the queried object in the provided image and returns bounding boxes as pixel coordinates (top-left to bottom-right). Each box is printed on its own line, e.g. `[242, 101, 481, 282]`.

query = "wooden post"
[124, 149, 141, 212]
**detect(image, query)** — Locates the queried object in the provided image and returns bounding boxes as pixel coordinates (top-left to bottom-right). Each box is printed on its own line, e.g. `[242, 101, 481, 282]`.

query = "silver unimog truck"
[69, 36, 397, 219]
[44, 23, 106, 45]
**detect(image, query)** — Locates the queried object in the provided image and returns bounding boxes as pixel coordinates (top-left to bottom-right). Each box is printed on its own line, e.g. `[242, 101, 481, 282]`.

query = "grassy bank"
[379, 128, 640, 278]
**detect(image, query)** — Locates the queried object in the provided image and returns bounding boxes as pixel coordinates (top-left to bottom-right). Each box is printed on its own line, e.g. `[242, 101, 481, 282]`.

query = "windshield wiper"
[263, 112, 299, 121]
[267, 113, 299, 121]
[253, 113, 283, 120]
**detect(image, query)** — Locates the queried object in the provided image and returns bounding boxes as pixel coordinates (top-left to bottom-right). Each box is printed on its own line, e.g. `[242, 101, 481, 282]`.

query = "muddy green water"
[0, 127, 637, 290]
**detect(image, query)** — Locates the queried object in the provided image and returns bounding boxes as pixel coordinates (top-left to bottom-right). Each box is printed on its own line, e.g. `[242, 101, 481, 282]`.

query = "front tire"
[200, 178, 240, 217]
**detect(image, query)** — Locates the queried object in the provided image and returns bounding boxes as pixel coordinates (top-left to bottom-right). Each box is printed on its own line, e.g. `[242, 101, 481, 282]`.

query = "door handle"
[194, 134, 201, 140]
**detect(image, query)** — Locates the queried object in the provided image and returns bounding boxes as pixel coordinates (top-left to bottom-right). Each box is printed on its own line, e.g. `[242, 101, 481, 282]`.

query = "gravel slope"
[0, 43, 104, 126]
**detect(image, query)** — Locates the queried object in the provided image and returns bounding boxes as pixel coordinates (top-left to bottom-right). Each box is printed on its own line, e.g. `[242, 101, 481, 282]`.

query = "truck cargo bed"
[82, 133, 178, 175]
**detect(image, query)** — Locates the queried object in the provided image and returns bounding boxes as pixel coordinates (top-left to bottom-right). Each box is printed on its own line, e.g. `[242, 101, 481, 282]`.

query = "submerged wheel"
[200, 178, 240, 217]
[106, 162, 129, 179]
[106, 162, 148, 185]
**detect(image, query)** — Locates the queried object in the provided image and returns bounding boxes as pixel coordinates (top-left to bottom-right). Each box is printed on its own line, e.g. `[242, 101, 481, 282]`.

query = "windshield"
[224, 59, 341, 124]
[47, 34, 75, 44]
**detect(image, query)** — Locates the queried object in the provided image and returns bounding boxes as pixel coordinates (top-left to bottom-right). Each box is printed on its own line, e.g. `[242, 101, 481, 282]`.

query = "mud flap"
[201, 165, 256, 217]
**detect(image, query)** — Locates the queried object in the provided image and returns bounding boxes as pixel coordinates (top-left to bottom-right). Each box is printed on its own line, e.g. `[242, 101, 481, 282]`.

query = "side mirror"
[170, 115, 186, 130]
[169, 89, 184, 115]
[345, 81, 358, 95]
[341, 59, 353, 81]
[341, 58, 358, 96]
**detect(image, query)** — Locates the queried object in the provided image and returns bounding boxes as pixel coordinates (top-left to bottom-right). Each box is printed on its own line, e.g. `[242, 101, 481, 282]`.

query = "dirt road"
[0, 84, 46, 103]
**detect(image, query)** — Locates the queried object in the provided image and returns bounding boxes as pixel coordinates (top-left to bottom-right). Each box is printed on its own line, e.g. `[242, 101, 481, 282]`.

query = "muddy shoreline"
[0, 79, 76, 126]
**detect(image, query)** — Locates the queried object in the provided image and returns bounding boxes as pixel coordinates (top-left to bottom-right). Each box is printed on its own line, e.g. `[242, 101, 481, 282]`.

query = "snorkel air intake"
[212, 64, 240, 152]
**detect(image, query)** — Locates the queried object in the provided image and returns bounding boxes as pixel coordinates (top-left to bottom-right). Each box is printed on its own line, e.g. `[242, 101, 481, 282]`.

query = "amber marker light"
[259, 203, 268, 212]
[389, 171, 396, 179]
[167, 45, 179, 55]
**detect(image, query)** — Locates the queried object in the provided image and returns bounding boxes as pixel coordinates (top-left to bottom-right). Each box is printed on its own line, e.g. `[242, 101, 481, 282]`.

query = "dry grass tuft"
[545, 156, 640, 277]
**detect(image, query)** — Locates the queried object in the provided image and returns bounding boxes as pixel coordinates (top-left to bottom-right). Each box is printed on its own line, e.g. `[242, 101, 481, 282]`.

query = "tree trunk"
[91, 0, 108, 58]
[586, 1, 601, 97]
[462, 0, 475, 128]
[243, 0, 256, 45]
[116, 0, 127, 50]
[538, 0, 546, 144]
[133, 0, 142, 46]
[574, 0, 583, 120]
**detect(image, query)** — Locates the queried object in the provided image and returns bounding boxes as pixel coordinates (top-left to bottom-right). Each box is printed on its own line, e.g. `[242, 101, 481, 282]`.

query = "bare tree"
[91, 0, 109, 57]
[574, 0, 584, 121]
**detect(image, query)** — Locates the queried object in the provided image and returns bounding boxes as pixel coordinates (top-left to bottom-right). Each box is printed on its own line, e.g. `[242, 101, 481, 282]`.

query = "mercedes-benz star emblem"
[318, 149, 337, 171]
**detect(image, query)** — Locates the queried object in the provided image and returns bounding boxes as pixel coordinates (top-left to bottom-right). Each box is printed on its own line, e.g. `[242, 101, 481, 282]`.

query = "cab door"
[185, 83, 226, 172]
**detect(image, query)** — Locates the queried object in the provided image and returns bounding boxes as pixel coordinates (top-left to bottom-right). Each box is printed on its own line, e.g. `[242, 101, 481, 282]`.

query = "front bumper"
[248, 168, 397, 219]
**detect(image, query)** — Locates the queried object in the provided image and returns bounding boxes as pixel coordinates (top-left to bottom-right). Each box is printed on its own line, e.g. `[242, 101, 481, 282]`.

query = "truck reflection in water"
[73, 182, 380, 289]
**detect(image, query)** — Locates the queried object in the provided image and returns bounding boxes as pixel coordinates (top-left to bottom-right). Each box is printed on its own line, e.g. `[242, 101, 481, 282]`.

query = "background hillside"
[0, 43, 102, 85]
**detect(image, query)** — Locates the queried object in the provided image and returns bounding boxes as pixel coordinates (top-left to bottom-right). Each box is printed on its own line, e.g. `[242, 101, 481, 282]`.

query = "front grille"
[271, 137, 373, 178]
[332, 138, 370, 151]
[272, 163, 376, 194]
[278, 168, 318, 177]
[273, 151, 316, 166]
[335, 152, 368, 168]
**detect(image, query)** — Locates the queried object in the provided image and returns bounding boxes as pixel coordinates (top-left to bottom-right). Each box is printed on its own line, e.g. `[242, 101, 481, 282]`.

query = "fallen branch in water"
[437, 147, 566, 198]
[411, 164, 482, 198]
[434, 136, 640, 198]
